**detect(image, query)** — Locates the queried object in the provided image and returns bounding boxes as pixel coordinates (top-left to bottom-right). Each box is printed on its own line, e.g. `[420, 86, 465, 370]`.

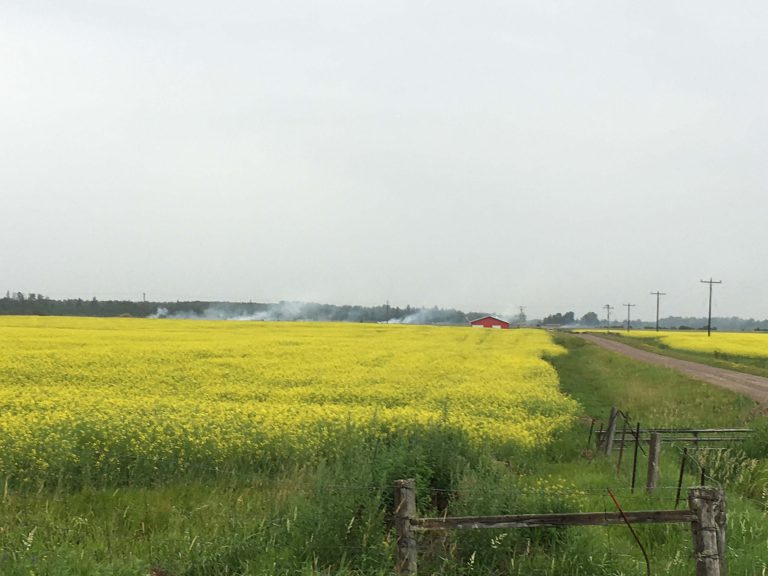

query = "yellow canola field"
[610, 330, 768, 359]
[0, 317, 577, 484]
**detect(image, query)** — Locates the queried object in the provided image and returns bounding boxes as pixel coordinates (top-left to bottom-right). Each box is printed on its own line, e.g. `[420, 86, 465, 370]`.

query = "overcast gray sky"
[2, 0, 767, 320]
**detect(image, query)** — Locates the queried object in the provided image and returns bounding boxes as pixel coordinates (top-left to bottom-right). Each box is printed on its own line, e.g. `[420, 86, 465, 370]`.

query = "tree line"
[0, 293, 482, 325]
[540, 309, 768, 331]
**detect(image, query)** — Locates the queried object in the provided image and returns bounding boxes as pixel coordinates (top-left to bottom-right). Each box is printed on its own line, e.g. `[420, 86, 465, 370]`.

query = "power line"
[650, 291, 666, 332]
[700, 278, 722, 337]
[603, 304, 614, 331]
[623, 303, 636, 332]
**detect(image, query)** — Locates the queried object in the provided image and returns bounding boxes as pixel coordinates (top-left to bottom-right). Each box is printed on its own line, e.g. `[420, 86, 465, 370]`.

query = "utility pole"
[385, 300, 390, 324]
[623, 303, 636, 332]
[142, 292, 147, 303]
[603, 304, 614, 331]
[518, 306, 526, 325]
[700, 278, 722, 336]
[650, 291, 666, 332]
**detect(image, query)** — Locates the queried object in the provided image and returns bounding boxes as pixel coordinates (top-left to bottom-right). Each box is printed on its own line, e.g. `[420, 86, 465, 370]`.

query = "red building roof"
[469, 316, 510, 329]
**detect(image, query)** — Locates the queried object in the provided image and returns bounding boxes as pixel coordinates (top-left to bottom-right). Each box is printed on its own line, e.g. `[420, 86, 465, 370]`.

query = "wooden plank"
[412, 509, 695, 531]
[639, 428, 751, 434]
[607, 437, 748, 444]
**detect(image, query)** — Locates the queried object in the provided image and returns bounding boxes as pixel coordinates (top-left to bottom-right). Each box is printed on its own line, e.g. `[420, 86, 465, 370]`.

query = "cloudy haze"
[2, 1, 767, 321]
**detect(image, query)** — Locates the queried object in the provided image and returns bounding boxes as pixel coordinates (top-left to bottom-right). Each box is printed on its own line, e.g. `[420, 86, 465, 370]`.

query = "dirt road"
[577, 333, 768, 405]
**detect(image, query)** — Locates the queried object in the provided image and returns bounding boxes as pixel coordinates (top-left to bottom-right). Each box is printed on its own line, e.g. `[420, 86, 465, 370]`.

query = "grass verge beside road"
[576, 330, 768, 380]
[541, 333, 768, 573]
[550, 332, 759, 425]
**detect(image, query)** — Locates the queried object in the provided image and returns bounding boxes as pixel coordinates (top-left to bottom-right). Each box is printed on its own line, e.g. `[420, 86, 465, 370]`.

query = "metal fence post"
[631, 422, 641, 492]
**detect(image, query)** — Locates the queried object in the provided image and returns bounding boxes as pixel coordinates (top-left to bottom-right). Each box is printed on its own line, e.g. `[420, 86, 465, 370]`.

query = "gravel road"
[577, 333, 768, 405]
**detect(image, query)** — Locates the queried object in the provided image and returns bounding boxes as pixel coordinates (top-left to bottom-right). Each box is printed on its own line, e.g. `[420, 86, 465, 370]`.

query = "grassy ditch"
[551, 333, 759, 425]
[538, 333, 768, 573]
[581, 330, 768, 379]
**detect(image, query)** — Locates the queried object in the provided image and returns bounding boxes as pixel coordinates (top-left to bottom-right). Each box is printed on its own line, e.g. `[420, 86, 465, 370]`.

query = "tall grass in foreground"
[3, 444, 766, 575]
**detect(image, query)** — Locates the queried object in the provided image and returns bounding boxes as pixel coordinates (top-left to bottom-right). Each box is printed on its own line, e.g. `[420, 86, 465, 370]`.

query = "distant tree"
[580, 311, 599, 326]
[542, 313, 561, 325]
[542, 311, 575, 325]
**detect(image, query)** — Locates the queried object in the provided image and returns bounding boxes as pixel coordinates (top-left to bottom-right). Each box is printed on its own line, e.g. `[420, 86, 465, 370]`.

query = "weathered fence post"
[715, 490, 728, 576]
[688, 487, 726, 576]
[646, 432, 661, 493]
[394, 479, 417, 575]
[603, 406, 619, 455]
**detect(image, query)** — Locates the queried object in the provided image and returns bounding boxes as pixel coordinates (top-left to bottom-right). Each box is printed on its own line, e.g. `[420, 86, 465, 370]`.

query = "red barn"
[469, 316, 510, 329]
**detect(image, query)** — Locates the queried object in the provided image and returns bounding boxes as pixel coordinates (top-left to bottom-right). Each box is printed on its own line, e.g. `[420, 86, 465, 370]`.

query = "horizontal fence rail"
[602, 435, 750, 444]
[594, 406, 752, 456]
[413, 510, 696, 531]
[629, 428, 752, 434]
[597, 429, 752, 445]
[394, 480, 727, 576]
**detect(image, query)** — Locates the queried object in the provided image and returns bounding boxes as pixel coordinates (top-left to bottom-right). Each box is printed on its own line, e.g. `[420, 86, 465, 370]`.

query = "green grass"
[1, 332, 767, 574]
[0, 470, 394, 576]
[550, 333, 758, 426]
[536, 333, 768, 573]
[587, 330, 768, 379]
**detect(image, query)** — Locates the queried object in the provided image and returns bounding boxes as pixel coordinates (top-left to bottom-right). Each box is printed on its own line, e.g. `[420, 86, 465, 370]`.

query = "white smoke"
[148, 307, 170, 319]
[148, 301, 352, 322]
[388, 307, 460, 325]
[147, 305, 284, 321]
[148, 301, 467, 325]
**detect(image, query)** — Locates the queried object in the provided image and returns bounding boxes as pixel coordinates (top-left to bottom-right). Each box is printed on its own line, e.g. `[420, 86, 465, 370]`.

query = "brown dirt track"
[577, 333, 768, 405]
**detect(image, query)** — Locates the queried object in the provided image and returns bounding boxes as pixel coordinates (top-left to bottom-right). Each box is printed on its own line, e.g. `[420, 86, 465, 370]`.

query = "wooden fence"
[594, 406, 752, 453]
[394, 480, 727, 576]
[589, 406, 751, 495]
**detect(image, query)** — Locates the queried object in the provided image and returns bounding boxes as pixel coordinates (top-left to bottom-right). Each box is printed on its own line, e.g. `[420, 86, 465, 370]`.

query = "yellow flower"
[0, 317, 578, 483]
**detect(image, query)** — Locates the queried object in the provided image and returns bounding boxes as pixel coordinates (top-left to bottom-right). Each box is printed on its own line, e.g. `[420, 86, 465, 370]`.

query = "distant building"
[469, 316, 510, 329]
